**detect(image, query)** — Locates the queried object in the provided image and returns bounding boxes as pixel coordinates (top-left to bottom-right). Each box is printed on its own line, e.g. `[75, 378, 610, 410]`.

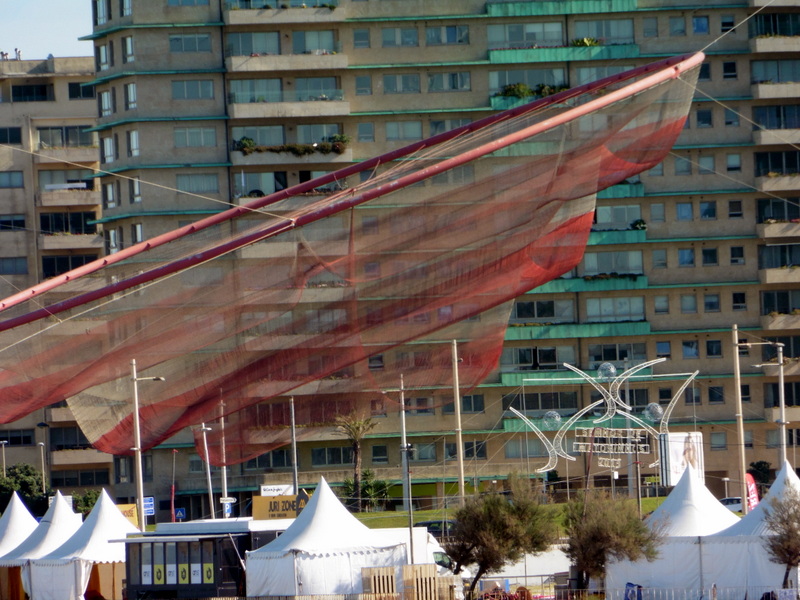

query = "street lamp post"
[37, 442, 46, 495]
[200, 424, 215, 519]
[131, 359, 165, 531]
[752, 342, 787, 465]
[722, 476, 730, 498]
[0, 440, 7, 478]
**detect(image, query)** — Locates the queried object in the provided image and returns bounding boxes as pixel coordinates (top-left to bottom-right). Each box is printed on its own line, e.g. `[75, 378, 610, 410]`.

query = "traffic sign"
[143, 496, 155, 516]
[174, 507, 187, 520]
[219, 497, 236, 504]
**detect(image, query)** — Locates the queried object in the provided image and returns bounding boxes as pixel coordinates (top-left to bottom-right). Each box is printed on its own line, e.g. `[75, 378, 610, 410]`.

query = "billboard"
[659, 432, 704, 486]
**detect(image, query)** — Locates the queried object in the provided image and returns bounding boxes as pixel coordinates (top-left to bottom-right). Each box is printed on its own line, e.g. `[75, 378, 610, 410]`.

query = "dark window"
[68, 82, 96, 100]
[12, 84, 54, 102]
[42, 255, 97, 279]
[0, 429, 34, 446]
[50, 426, 91, 450]
[0, 215, 24, 231]
[0, 128, 21, 144]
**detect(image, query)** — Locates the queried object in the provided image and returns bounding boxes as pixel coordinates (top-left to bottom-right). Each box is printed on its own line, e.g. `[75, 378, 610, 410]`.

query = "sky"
[0, 1, 94, 60]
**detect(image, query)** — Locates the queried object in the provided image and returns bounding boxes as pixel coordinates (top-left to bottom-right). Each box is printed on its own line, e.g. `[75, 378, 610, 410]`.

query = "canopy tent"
[246, 477, 407, 596]
[25, 489, 140, 600]
[607, 462, 800, 597]
[0, 492, 38, 558]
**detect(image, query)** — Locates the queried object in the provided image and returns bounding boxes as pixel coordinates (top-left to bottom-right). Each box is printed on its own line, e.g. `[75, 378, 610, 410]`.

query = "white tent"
[24, 489, 140, 600]
[607, 462, 800, 596]
[246, 477, 407, 596]
[605, 465, 740, 590]
[0, 492, 38, 558]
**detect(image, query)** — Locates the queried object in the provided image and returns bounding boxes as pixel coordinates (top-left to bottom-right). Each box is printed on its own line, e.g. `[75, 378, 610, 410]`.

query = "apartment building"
[81, 0, 800, 520]
[0, 56, 110, 494]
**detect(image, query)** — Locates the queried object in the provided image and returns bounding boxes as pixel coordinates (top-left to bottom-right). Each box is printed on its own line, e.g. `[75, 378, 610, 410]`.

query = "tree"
[563, 490, 662, 589]
[0, 463, 50, 516]
[762, 486, 800, 588]
[339, 470, 390, 512]
[334, 412, 377, 511]
[73, 488, 102, 516]
[444, 475, 557, 598]
[749, 460, 772, 497]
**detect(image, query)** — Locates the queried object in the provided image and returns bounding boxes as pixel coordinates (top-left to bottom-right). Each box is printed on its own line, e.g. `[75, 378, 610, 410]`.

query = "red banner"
[745, 473, 760, 511]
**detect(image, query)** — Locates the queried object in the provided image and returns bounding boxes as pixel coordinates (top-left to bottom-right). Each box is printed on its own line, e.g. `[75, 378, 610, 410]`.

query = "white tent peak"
[37, 488, 141, 564]
[647, 464, 739, 536]
[0, 492, 38, 558]
[0, 491, 82, 566]
[715, 459, 800, 537]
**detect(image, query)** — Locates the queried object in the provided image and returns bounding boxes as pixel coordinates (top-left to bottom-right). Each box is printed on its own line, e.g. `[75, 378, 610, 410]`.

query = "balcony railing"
[226, 0, 338, 8]
[228, 89, 343, 104]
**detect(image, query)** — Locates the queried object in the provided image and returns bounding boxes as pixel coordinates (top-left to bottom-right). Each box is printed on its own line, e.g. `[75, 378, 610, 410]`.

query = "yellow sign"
[118, 504, 138, 528]
[203, 563, 214, 584]
[252, 490, 310, 520]
[154, 565, 165, 585]
[179, 564, 189, 584]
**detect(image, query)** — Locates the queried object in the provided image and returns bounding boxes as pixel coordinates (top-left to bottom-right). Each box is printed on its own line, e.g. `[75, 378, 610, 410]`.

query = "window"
[122, 36, 134, 63]
[121, 0, 132, 16]
[505, 438, 550, 459]
[651, 203, 665, 221]
[585, 297, 645, 322]
[368, 354, 384, 371]
[244, 448, 291, 470]
[501, 346, 575, 371]
[188, 453, 220, 474]
[699, 63, 711, 81]
[174, 127, 216, 148]
[0, 429, 33, 446]
[126, 130, 139, 157]
[681, 294, 697, 313]
[583, 250, 643, 275]
[227, 32, 280, 56]
[12, 84, 54, 102]
[464, 441, 487, 460]
[131, 222, 143, 244]
[700, 201, 717, 220]
[170, 34, 211, 52]
[727, 153, 741, 172]
[723, 61, 738, 79]
[711, 432, 727, 450]
[371, 445, 388, 464]
[428, 72, 471, 92]
[38, 126, 93, 148]
[707, 339, 723, 357]
[676, 202, 693, 221]
[656, 341, 671, 358]
[172, 80, 214, 100]
[176, 173, 218, 193]
[129, 177, 141, 203]
[52, 469, 109, 487]
[406, 397, 432, 415]
[698, 156, 715, 174]
[648, 163, 664, 177]
[355, 75, 372, 96]
[123, 83, 137, 110]
[168, 0, 209, 5]
[574, 19, 634, 44]
[488, 22, 564, 49]
[682, 340, 700, 359]
[594, 204, 641, 230]
[353, 29, 370, 49]
[745, 430, 754, 448]
[0, 257, 27, 275]
[724, 108, 739, 127]
[704, 293, 721, 311]
[102, 182, 117, 208]
[40, 212, 95, 235]
[659, 388, 673, 404]
[684, 387, 701, 404]
[426, 25, 469, 45]
[732, 292, 747, 311]
[702, 248, 718, 266]
[697, 109, 713, 128]
[231, 125, 283, 147]
[652, 249, 667, 269]
[721, 15, 735, 33]
[101, 137, 115, 164]
[357, 122, 374, 142]
[669, 16, 686, 36]
[709, 386, 725, 404]
[512, 299, 573, 323]
[654, 295, 669, 314]
[643, 17, 658, 38]
[693, 16, 710, 34]
[758, 197, 800, 222]
[675, 156, 692, 175]
[41, 255, 95, 278]
[729, 199, 743, 218]
[50, 426, 91, 450]
[99, 90, 114, 116]
[409, 443, 436, 462]
[69, 82, 95, 100]
[0, 127, 21, 145]
[489, 67, 567, 96]
[730, 246, 745, 265]
[386, 121, 422, 141]
[383, 74, 420, 94]
[678, 248, 695, 267]
[94, 0, 110, 26]
[0, 215, 24, 231]
[443, 394, 485, 414]
[311, 446, 353, 466]
[503, 390, 578, 413]
[587, 343, 645, 368]
[382, 27, 418, 47]
[752, 60, 800, 85]
[292, 30, 335, 54]
[96, 43, 112, 71]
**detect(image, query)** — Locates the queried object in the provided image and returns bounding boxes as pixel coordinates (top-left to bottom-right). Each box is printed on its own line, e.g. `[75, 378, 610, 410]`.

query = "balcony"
[487, 0, 636, 17]
[225, 3, 345, 25]
[755, 174, 800, 193]
[750, 36, 800, 53]
[34, 146, 98, 165]
[489, 95, 538, 111]
[752, 82, 800, 100]
[505, 320, 650, 341]
[597, 182, 644, 199]
[228, 93, 348, 118]
[758, 266, 800, 284]
[753, 129, 800, 145]
[528, 274, 648, 294]
[38, 233, 103, 251]
[489, 44, 639, 64]
[230, 147, 353, 166]
[588, 230, 646, 245]
[226, 52, 348, 73]
[37, 189, 101, 207]
[760, 313, 800, 330]
[51, 448, 113, 467]
[757, 220, 800, 239]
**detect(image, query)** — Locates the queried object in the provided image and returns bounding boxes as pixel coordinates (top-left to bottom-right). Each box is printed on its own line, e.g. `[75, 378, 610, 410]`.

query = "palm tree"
[334, 412, 377, 511]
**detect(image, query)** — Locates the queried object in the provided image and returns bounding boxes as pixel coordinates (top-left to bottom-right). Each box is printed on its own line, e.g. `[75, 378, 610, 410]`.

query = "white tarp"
[607, 461, 800, 594]
[246, 477, 408, 596]
[0, 492, 38, 558]
[25, 489, 140, 600]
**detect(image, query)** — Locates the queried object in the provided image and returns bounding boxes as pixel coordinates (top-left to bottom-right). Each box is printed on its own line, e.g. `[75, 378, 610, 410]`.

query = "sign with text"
[260, 484, 294, 496]
[118, 504, 138, 528]
[253, 490, 310, 520]
[658, 432, 705, 486]
[573, 427, 650, 455]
